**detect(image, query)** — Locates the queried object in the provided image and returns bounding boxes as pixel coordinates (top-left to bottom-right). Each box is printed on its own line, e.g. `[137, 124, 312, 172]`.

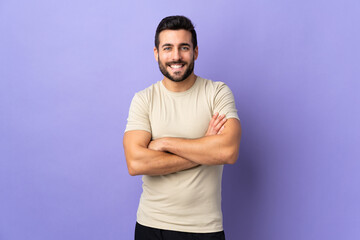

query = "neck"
[162, 73, 197, 92]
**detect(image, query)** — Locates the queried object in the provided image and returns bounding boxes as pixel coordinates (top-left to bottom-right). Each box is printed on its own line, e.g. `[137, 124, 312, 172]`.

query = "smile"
[168, 63, 185, 69]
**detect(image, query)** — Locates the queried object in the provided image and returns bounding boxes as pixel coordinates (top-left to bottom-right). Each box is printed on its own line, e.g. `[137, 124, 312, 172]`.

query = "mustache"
[166, 61, 186, 65]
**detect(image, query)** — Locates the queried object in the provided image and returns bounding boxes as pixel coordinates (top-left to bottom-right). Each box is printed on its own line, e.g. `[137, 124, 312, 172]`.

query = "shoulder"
[199, 77, 239, 120]
[132, 81, 162, 102]
[196, 77, 233, 95]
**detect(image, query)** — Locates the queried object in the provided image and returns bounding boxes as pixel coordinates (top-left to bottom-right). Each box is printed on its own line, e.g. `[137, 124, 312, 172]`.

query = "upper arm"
[123, 91, 152, 174]
[213, 83, 240, 163]
[123, 130, 151, 174]
[219, 118, 241, 164]
[222, 118, 241, 137]
[123, 130, 151, 149]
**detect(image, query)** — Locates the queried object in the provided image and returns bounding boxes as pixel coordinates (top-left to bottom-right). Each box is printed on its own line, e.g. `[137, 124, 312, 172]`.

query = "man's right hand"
[205, 112, 227, 136]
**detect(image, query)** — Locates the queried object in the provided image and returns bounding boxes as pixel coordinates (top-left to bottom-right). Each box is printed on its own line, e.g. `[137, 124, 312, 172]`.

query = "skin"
[123, 29, 242, 176]
[148, 118, 241, 165]
[154, 29, 198, 92]
[123, 113, 228, 176]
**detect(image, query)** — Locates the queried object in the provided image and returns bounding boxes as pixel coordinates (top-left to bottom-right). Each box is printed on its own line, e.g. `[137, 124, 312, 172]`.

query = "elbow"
[127, 163, 141, 176]
[222, 137, 241, 165]
[126, 157, 142, 176]
[129, 171, 139, 176]
[128, 166, 138, 176]
[221, 148, 239, 165]
[225, 155, 238, 165]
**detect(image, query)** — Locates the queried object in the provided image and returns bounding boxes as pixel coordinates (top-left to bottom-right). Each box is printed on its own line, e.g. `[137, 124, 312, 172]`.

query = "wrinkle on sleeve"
[213, 83, 239, 120]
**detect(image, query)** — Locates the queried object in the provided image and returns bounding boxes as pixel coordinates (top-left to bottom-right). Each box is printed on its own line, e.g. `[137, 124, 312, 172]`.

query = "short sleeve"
[213, 83, 239, 120]
[124, 92, 151, 133]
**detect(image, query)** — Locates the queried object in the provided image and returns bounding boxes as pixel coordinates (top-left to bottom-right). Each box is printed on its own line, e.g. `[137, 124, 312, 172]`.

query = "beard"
[158, 57, 195, 82]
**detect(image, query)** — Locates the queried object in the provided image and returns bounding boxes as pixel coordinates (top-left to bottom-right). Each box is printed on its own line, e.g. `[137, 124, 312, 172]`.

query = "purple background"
[1, 0, 359, 239]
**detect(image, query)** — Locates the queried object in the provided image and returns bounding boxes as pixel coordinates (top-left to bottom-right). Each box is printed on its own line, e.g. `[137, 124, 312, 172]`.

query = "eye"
[181, 46, 189, 51]
[163, 47, 171, 51]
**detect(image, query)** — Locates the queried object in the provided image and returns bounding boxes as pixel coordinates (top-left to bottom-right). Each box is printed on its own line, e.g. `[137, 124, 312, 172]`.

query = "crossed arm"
[123, 113, 241, 176]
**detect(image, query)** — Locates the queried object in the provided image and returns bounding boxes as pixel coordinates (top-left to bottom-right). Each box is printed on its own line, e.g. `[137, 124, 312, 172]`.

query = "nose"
[172, 48, 181, 61]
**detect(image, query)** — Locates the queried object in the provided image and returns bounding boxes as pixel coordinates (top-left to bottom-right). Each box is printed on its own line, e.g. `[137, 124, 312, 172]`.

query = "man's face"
[154, 29, 198, 82]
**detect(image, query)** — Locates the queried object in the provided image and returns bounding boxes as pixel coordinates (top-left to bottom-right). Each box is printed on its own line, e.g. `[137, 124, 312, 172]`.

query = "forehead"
[158, 29, 193, 47]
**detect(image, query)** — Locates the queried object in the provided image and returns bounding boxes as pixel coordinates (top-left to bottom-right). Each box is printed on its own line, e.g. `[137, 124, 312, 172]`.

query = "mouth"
[167, 62, 186, 71]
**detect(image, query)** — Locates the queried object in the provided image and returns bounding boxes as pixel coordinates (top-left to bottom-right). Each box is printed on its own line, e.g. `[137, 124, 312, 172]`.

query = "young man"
[123, 15, 241, 240]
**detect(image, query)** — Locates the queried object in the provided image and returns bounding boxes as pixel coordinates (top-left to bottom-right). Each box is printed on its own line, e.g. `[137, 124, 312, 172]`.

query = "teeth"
[170, 65, 182, 69]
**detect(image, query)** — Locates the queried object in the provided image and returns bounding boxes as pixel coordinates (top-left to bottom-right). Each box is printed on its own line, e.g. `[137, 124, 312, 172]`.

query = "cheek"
[183, 54, 193, 62]
[159, 53, 171, 63]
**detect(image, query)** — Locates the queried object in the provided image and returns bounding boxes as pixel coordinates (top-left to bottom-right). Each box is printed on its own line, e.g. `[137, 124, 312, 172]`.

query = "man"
[123, 15, 241, 240]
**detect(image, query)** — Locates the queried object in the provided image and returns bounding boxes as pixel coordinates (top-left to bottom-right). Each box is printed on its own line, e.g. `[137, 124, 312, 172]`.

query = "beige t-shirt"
[125, 77, 239, 233]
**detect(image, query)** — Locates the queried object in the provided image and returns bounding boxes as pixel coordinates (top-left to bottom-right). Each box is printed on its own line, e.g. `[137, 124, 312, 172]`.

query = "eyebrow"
[161, 43, 191, 48]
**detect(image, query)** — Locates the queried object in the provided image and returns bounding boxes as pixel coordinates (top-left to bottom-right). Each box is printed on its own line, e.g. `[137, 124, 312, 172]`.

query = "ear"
[194, 46, 199, 60]
[154, 47, 159, 62]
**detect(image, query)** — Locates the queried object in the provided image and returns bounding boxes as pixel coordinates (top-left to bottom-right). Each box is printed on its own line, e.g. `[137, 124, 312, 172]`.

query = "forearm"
[160, 136, 235, 165]
[124, 146, 198, 176]
[123, 130, 199, 176]
[155, 119, 241, 165]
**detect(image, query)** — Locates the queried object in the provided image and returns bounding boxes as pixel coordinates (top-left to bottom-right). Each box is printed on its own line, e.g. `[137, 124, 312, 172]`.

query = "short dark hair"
[155, 15, 197, 49]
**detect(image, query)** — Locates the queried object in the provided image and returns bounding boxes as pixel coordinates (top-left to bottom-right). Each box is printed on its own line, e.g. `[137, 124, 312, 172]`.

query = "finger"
[207, 112, 219, 131]
[215, 118, 227, 131]
[213, 114, 227, 131]
[210, 112, 219, 125]
[211, 113, 224, 127]
[218, 125, 225, 134]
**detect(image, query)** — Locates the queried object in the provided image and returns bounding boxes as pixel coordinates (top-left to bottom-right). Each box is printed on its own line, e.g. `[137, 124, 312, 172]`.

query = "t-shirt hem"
[136, 219, 224, 234]
[124, 127, 151, 133]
